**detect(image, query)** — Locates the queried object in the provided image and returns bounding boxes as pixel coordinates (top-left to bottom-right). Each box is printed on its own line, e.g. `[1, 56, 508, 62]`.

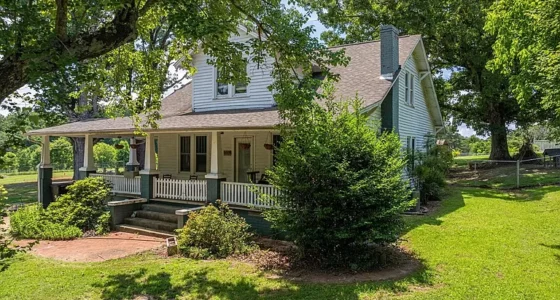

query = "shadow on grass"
[93, 260, 434, 299]
[402, 188, 465, 235]
[462, 185, 559, 202]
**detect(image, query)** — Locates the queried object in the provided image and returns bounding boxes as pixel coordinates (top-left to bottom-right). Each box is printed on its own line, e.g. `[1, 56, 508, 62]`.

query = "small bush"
[413, 146, 452, 204]
[10, 205, 82, 240]
[47, 177, 112, 232]
[10, 177, 112, 241]
[177, 202, 255, 259]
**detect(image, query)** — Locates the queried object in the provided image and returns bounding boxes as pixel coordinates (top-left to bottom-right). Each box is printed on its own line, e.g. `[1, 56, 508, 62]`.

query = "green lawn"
[453, 155, 489, 167]
[1, 186, 560, 299]
[448, 164, 560, 189]
[0, 171, 73, 185]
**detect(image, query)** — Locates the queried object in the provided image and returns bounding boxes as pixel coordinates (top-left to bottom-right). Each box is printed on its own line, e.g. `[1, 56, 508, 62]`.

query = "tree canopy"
[486, 0, 560, 120]
[302, 0, 540, 160]
[0, 0, 347, 128]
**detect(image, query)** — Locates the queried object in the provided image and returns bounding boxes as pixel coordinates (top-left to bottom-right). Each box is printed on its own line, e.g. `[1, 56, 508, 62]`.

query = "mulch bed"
[231, 237, 423, 284]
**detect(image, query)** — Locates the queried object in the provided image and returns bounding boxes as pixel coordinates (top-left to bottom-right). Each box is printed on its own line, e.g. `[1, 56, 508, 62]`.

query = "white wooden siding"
[192, 31, 276, 112]
[397, 55, 436, 152]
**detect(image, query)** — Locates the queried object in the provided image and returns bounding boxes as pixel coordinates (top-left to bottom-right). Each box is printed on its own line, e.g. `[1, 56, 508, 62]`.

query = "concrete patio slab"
[16, 232, 165, 262]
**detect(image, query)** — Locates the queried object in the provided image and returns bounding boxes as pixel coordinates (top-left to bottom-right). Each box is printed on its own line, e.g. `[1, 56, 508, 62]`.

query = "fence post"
[516, 160, 520, 188]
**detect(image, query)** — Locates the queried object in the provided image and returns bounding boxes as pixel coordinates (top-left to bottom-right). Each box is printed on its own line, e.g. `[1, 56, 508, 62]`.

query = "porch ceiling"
[26, 108, 281, 136]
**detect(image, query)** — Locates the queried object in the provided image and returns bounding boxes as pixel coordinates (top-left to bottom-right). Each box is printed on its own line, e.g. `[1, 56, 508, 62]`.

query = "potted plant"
[264, 143, 273, 150]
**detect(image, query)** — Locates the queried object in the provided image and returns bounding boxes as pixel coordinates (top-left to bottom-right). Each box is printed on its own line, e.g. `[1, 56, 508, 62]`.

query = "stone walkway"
[15, 231, 165, 262]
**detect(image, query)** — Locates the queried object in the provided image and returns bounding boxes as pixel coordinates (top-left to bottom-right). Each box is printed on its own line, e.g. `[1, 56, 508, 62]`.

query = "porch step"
[115, 224, 175, 239]
[124, 217, 177, 232]
[133, 210, 177, 223]
[142, 203, 185, 214]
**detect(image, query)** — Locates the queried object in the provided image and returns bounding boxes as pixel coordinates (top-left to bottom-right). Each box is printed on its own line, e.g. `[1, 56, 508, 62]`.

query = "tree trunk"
[71, 137, 85, 180]
[489, 119, 511, 160]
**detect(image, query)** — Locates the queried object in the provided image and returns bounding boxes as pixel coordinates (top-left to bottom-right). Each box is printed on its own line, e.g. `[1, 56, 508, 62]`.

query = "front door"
[235, 137, 253, 183]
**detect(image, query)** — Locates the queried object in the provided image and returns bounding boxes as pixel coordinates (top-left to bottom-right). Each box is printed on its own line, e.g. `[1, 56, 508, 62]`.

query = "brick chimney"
[380, 25, 400, 78]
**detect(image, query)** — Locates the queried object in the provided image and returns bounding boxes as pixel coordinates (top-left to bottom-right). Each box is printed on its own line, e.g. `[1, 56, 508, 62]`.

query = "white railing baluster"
[90, 174, 141, 196]
[220, 182, 279, 208]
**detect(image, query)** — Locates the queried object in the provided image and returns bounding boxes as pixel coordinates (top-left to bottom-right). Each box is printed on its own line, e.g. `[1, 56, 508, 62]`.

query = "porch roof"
[27, 83, 281, 136]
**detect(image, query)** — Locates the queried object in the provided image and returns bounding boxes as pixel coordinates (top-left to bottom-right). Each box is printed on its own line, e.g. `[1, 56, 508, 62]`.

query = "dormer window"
[215, 68, 248, 98]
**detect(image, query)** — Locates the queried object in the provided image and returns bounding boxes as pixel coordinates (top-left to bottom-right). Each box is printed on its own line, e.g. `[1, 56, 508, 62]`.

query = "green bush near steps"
[177, 202, 256, 259]
[10, 177, 112, 240]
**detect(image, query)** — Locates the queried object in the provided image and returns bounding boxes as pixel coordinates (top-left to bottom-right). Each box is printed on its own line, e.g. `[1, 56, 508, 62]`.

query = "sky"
[0, 7, 479, 137]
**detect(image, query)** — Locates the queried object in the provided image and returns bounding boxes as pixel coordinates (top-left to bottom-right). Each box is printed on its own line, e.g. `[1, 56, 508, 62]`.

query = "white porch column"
[141, 133, 157, 173]
[139, 133, 158, 200]
[39, 135, 51, 167]
[79, 134, 96, 178]
[205, 131, 224, 178]
[126, 138, 140, 171]
[205, 131, 225, 204]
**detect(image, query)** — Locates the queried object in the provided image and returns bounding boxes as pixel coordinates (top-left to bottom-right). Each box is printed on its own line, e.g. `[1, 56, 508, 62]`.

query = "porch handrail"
[220, 182, 279, 208]
[90, 174, 141, 195]
[153, 178, 207, 202]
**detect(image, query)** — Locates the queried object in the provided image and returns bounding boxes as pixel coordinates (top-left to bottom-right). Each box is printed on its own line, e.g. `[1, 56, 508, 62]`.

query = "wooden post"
[205, 131, 226, 203]
[516, 160, 520, 188]
[79, 134, 96, 179]
[139, 133, 158, 200]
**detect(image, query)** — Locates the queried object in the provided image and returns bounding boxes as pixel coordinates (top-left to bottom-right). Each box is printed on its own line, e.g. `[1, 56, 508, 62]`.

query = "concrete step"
[115, 224, 175, 239]
[124, 217, 178, 232]
[134, 210, 177, 223]
[142, 203, 186, 215]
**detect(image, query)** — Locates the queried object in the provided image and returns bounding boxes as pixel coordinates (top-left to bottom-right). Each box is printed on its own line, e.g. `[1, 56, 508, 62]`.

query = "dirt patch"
[14, 232, 165, 262]
[236, 238, 423, 284]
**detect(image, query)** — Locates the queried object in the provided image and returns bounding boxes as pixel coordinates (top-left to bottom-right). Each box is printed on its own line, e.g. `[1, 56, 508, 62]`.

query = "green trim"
[207, 177, 226, 204]
[141, 173, 158, 200]
[38, 167, 53, 208]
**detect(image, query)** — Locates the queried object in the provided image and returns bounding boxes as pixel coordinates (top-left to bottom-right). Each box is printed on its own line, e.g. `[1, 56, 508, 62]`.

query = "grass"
[2, 186, 560, 299]
[0, 171, 73, 185]
[453, 155, 489, 167]
[0, 172, 73, 206]
[448, 163, 560, 189]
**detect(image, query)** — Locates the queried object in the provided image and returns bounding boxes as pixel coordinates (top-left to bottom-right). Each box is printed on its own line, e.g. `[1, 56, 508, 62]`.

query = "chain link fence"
[450, 155, 560, 189]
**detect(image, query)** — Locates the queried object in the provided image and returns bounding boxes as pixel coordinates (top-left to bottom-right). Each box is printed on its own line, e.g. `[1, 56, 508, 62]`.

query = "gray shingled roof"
[326, 35, 421, 108]
[28, 35, 422, 136]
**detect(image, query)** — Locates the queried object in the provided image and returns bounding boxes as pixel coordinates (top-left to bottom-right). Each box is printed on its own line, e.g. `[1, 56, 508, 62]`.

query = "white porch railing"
[221, 182, 279, 208]
[153, 178, 207, 202]
[90, 174, 141, 195]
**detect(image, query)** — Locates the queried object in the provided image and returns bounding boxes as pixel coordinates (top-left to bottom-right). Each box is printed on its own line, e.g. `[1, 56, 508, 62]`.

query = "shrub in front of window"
[265, 90, 413, 269]
[177, 202, 255, 259]
[413, 146, 452, 204]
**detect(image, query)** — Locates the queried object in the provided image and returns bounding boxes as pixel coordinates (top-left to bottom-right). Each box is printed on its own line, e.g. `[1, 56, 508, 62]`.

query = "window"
[405, 72, 409, 104]
[216, 70, 229, 96]
[216, 67, 248, 97]
[409, 73, 414, 106]
[404, 72, 414, 106]
[180, 136, 191, 172]
[195, 136, 207, 173]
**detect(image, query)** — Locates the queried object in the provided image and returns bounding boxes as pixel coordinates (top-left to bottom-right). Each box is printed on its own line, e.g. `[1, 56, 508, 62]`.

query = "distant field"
[453, 155, 489, 167]
[0, 171, 73, 185]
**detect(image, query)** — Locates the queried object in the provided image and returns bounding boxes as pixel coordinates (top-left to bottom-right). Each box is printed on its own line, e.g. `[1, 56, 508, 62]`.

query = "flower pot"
[114, 144, 124, 150]
[130, 144, 139, 149]
[240, 143, 251, 150]
[264, 143, 273, 150]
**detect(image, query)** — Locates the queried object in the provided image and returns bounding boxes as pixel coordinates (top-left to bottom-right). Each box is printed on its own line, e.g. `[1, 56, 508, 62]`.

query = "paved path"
[16, 232, 165, 262]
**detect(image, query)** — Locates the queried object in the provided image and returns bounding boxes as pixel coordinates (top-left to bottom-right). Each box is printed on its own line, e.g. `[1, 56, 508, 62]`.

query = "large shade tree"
[486, 0, 560, 121]
[0, 0, 348, 173]
[302, 0, 532, 160]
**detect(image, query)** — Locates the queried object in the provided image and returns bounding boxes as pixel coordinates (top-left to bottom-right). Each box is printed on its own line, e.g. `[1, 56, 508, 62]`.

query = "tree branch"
[55, 0, 68, 40]
[0, 0, 148, 102]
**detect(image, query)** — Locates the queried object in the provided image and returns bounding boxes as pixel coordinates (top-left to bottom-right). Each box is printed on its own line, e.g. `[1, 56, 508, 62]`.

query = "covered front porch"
[35, 129, 281, 210]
